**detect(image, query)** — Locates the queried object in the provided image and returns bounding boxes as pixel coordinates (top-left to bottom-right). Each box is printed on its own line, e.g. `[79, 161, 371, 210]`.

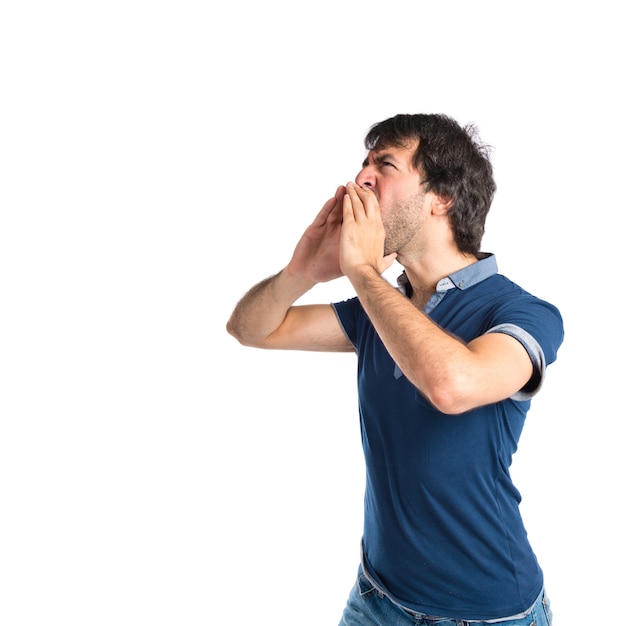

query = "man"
[226, 114, 563, 625]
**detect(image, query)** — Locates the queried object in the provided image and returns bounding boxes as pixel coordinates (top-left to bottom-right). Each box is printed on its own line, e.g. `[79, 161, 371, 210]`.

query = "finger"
[315, 187, 344, 225]
[331, 185, 347, 220]
[352, 184, 379, 219]
[342, 189, 355, 224]
[335, 184, 346, 202]
[345, 182, 366, 221]
[381, 252, 398, 273]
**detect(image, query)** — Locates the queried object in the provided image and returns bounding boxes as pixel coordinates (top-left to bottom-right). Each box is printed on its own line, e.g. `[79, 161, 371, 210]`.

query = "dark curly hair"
[364, 114, 496, 256]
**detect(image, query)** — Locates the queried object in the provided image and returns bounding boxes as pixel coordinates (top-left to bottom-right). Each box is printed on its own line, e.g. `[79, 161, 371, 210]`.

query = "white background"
[1, 1, 623, 624]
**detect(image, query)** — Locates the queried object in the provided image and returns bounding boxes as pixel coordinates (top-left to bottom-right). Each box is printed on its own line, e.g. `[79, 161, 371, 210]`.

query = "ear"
[431, 194, 453, 216]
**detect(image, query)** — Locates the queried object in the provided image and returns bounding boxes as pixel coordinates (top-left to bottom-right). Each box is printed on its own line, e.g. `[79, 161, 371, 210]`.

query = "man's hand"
[286, 185, 346, 284]
[340, 182, 397, 279]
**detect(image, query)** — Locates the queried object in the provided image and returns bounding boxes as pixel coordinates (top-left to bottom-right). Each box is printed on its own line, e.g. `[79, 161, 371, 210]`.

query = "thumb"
[380, 252, 398, 274]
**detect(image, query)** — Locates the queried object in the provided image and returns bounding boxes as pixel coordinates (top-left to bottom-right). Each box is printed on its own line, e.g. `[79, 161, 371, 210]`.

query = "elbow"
[225, 317, 238, 340]
[426, 389, 468, 415]
[225, 318, 267, 348]
[420, 374, 475, 416]
[225, 318, 249, 346]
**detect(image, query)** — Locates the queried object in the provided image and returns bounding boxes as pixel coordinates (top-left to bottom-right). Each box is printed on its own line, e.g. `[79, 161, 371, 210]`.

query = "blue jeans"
[338, 566, 553, 626]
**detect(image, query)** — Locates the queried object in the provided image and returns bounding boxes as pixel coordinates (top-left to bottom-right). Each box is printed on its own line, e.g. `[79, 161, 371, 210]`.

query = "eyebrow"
[362, 151, 398, 168]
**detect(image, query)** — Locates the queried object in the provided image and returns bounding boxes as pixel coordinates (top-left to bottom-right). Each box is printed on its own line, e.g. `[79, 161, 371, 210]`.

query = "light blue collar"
[445, 253, 498, 291]
[397, 254, 498, 314]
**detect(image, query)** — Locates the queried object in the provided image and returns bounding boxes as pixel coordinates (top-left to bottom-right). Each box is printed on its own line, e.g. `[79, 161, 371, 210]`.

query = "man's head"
[364, 114, 496, 256]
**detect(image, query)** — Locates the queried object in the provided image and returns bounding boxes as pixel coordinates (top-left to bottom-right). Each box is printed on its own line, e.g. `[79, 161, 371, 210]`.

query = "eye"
[381, 161, 395, 169]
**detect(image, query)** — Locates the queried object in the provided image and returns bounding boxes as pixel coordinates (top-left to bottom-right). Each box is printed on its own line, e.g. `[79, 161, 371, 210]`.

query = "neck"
[400, 250, 478, 304]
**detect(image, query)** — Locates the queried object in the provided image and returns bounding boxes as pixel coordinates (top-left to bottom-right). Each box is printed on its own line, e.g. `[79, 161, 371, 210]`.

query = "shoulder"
[482, 275, 565, 366]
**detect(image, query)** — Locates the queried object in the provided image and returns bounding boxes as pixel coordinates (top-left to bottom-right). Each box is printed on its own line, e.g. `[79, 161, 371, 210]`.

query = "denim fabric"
[337, 566, 553, 626]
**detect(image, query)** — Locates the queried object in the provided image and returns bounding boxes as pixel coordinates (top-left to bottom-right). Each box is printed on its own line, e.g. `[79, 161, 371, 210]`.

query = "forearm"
[226, 267, 316, 347]
[348, 266, 471, 412]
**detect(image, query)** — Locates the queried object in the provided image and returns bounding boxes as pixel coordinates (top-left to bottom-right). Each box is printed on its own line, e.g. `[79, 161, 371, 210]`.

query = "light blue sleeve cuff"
[485, 323, 546, 401]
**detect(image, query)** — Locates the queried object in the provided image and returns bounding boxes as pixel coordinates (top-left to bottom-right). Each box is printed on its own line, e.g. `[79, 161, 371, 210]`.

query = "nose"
[355, 165, 375, 189]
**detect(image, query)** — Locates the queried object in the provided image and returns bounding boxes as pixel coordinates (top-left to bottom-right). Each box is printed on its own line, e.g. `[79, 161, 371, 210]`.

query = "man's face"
[355, 141, 428, 256]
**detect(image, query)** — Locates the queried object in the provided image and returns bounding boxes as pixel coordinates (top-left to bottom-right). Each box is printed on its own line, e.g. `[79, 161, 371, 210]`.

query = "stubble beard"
[382, 189, 427, 257]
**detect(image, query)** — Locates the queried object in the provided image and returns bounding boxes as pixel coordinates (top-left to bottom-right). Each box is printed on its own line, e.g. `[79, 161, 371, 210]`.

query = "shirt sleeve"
[486, 297, 564, 400]
[331, 297, 361, 348]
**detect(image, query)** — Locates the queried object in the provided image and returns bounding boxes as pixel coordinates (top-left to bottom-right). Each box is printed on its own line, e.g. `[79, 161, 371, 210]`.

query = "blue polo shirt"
[332, 255, 564, 620]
